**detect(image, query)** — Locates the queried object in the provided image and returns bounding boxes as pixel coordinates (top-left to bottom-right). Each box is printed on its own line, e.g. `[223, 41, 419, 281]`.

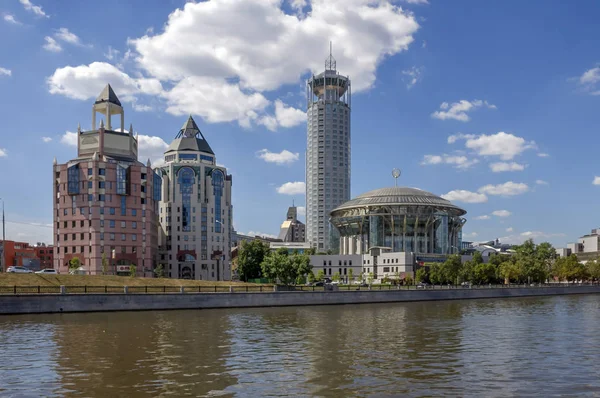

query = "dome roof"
[165, 115, 214, 155]
[331, 187, 466, 215]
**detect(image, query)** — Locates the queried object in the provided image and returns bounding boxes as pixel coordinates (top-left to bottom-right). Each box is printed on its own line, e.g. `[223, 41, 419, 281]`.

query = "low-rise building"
[0, 240, 37, 270]
[33, 244, 54, 270]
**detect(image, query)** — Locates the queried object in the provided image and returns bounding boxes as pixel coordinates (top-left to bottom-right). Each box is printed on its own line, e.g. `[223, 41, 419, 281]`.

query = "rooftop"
[94, 84, 122, 107]
[165, 115, 214, 155]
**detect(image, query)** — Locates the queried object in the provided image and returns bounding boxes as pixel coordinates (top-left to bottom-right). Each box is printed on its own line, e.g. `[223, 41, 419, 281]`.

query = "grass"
[0, 273, 269, 288]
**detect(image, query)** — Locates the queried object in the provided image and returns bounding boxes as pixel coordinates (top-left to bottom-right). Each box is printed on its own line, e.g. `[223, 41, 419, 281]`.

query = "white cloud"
[297, 206, 306, 217]
[402, 66, 423, 89]
[506, 227, 513, 232]
[0, 67, 11, 76]
[60, 131, 77, 147]
[474, 215, 490, 220]
[55, 28, 83, 45]
[501, 231, 566, 245]
[0, 148, 7, 157]
[535, 180, 548, 186]
[104, 46, 120, 61]
[478, 181, 529, 196]
[274, 100, 305, 128]
[450, 132, 536, 160]
[463, 232, 478, 238]
[538, 152, 550, 158]
[578, 66, 600, 95]
[489, 162, 526, 172]
[19, 0, 48, 18]
[42, 137, 52, 143]
[257, 149, 299, 165]
[277, 181, 306, 195]
[3, 14, 21, 25]
[441, 190, 488, 203]
[491, 210, 511, 217]
[431, 99, 496, 122]
[43, 37, 62, 52]
[245, 231, 278, 239]
[47, 62, 163, 104]
[421, 154, 478, 169]
[403, 0, 429, 4]
[129, 0, 419, 93]
[593, 177, 600, 186]
[137, 134, 169, 167]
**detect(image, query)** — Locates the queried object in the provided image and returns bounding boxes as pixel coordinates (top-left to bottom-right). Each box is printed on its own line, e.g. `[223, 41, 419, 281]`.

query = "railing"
[1, 282, 599, 295]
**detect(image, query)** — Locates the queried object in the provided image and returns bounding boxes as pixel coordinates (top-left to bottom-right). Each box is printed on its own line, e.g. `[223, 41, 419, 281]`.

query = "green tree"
[553, 254, 586, 282]
[68, 257, 81, 273]
[238, 240, 270, 282]
[316, 269, 325, 281]
[154, 263, 165, 278]
[460, 259, 475, 284]
[367, 272, 374, 285]
[129, 264, 136, 277]
[474, 262, 496, 284]
[307, 271, 316, 283]
[101, 252, 108, 275]
[260, 248, 312, 286]
[405, 275, 414, 285]
[332, 272, 341, 282]
[305, 248, 316, 255]
[429, 263, 444, 285]
[415, 267, 428, 283]
[348, 268, 354, 283]
[586, 258, 600, 281]
[443, 254, 462, 285]
[500, 260, 522, 284]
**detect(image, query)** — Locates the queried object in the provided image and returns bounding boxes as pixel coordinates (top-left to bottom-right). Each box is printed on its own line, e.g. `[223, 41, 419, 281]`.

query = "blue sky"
[1, 0, 600, 247]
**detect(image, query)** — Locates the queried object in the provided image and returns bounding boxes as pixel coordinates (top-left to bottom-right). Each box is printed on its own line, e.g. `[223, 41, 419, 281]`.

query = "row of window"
[322, 259, 353, 266]
[59, 207, 147, 217]
[56, 245, 146, 254]
[58, 229, 145, 242]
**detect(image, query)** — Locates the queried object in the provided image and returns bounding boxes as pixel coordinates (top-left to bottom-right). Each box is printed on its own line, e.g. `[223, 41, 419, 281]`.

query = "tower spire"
[325, 41, 336, 71]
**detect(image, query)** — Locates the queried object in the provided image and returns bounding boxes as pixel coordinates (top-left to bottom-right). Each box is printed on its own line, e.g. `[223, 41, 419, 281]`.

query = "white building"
[306, 46, 351, 252]
[157, 116, 233, 280]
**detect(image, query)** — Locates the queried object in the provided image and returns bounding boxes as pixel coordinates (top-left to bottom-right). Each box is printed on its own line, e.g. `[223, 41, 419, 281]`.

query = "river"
[1, 295, 600, 397]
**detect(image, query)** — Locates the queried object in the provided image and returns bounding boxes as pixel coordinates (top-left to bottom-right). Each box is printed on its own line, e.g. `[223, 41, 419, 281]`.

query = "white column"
[120, 111, 124, 133]
[106, 104, 112, 130]
[92, 110, 96, 130]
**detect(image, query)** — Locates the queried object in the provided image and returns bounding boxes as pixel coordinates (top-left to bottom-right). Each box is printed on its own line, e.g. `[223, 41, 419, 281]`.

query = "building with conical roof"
[156, 116, 233, 280]
[52, 84, 161, 276]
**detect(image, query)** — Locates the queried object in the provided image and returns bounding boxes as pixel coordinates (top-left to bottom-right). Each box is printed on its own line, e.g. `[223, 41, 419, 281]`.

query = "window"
[100, 220, 104, 227]
[121, 234, 126, 241]
[100, 207, 104, 215]
[99, 194, 105, 201]
[88, 168, 92, 176]
[99, 181, 105, 189]
[117, 165, 128, 195]
[100, 233, 104, 240]
[141, 173, 147, 180]
[132, 209, 137, 216]
[121, 196, 126, 216]
[88, 181, 93, 189]
[121, 221, 126, 228]
[132, 234, 137, 241]
[80, 207, 85, 215]
[64, 234, 68, 241]
[109, 220, 115, 228]
[110, 208, 115, 215]
[80, 233, 84, 240]
[99, 168, 105, 176]
[142, 210, 146, 217]
[132, 222, 137, 229]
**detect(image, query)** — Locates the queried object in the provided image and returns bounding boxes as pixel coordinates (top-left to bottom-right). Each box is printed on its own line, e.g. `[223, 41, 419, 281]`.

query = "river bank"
[2, 284, 600, 315]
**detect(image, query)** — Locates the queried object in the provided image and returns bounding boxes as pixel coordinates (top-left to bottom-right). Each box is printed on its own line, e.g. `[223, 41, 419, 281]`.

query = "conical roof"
[165, 115, 214, 155]
[95, 84, 122, 106]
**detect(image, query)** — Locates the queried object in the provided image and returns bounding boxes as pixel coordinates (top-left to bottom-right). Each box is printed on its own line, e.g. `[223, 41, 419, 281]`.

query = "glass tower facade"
[306, 50, 351, 252]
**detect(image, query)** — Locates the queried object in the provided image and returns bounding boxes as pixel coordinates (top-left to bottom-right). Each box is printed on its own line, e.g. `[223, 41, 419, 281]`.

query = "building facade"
[306, 47, 351, 252]
[33, 244, 54, 269]
[157, 116, 233, 281]
[52, 84, 161, 276]
[0, 240, 37, 270]
[278, 206, 306, 242]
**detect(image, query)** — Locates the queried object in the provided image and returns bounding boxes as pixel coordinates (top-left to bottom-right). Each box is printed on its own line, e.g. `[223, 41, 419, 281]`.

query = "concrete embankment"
[1, 285, 600, 315]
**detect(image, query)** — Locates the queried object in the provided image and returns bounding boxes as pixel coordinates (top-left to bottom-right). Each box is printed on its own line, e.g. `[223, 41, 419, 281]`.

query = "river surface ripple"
[1, 295, 600, 397]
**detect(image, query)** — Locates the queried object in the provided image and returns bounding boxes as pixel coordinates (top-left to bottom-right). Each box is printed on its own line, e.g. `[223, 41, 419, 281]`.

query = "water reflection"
[1, 296, 600, 397]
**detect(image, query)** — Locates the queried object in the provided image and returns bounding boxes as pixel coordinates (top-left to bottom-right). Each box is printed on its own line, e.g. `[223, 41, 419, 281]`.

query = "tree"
[443, 254, 462, 285]
[260, 248, 313, 286]
[129, 264, 136, 277]
[316, 269, 325, 281]
[307, 271, 316, 283]
[586, 258, 600, 281]
[500, 260, 522, 284]
[69, 257, 81, 273]
[474, 262, 496, 284]
[415, 267, 428, 283]
[238, 240, 270, 282]
[429, 263, 444, 285]
[367, 272, 374, 285]
[305, 248, 316, 255]
[553, 254, 586, 282]
[348, 268, 354, 283]
[101, 253, 108, 275]
[405, 275, 414, 285]
[154, 263, 165, 278]
[332, 272, 341, 282]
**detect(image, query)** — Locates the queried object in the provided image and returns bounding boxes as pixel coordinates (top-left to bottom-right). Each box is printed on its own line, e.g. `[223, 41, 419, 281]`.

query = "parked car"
[461, 282, 472, 288]
[6, 266, 33, 274]
[35, 269, 58, 275]
[313, 281, 324, 287]
[416, 282, 429, 289]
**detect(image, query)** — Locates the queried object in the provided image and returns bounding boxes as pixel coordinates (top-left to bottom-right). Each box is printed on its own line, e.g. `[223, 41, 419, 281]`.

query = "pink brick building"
[52, 84, 160, 276]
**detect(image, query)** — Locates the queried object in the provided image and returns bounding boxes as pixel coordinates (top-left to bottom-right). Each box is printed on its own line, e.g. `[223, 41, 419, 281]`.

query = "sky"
[1, 0, 600, 248]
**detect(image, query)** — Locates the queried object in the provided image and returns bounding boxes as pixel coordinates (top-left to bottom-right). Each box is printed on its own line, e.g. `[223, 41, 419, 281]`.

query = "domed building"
[330, 187, 467, 256]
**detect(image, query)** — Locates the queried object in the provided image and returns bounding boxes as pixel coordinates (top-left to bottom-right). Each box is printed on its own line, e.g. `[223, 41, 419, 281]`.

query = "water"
[2, 295, 600, 397]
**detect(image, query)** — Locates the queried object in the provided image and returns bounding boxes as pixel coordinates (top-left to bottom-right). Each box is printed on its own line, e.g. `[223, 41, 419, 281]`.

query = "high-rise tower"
[306, 45, 351, 252]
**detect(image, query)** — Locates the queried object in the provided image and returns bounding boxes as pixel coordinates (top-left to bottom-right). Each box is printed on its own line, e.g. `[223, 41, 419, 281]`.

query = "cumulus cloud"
[43, 37, 62, 52]
[55, 28, 84, 46]
[104, 46, 120, 61]
[137, 134, 169, 167]
[491, 210, 511, 217]
[403, 0, 429, 4]
[478, 181, 529, 196]
[297, 206, 306, 217]
[578, 66, 600, 95]
[535, 179, 548, 185]
[402, 66, 423, 89]
[431, 99, 496, 122]
[42, 137, 52, 143]
[20, 0, 48, 18]
[421, 154, 478, 169]
[273, 100, 305, 128]
[593, 177, 600, 186]
[277, 181, 306, 195]
[538, 152, 550, 158]
[3, 14, 21, 25]
[0, 148, 7, 157]
[0, 67, 11, 76]
[474, 215, 490, 220]
[257, 149, 300, 165]
[489, 162, 526, 172]
[441, 190, 488, 203]
[506, 227, 513, 232]
[60, 131, 77, 147]
[501, 231, 566, 245]
[449, 132, 536, 160]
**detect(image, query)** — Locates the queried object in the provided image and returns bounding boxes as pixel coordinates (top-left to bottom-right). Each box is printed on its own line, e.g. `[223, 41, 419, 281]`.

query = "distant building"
[270, 241, 312, 254]
[52, 84, 161, 276]
[278, 206, 306, 242]
[0, 240, 37, 270]
[558, 228, 600, 262]
[156, 116, 233, 281]
[33, 243, 54, 269]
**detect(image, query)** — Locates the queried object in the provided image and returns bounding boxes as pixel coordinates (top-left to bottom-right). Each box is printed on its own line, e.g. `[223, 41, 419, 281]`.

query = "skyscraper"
[278, 205, 306, 242]
[156, 116, 233, 280]
[306, 46, 351, 252]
